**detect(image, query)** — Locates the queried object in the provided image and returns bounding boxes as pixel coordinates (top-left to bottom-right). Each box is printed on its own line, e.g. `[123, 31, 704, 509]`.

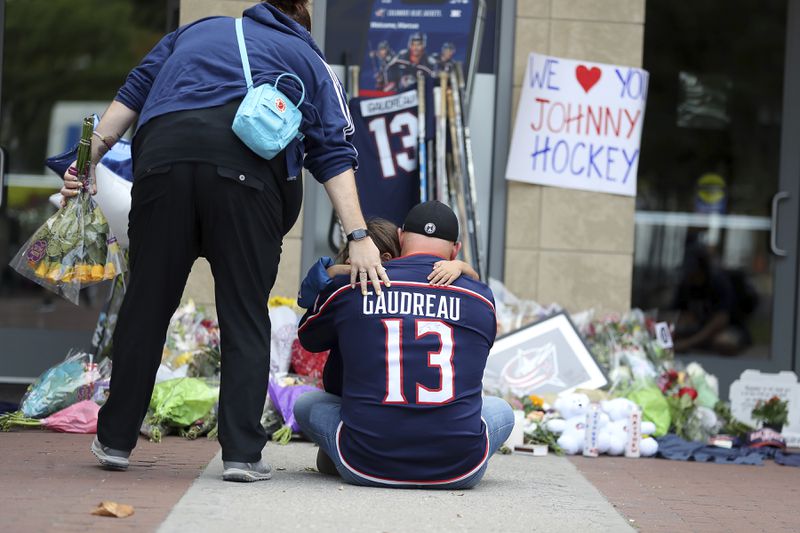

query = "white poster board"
[729, 370, 800, 447]
[483, 313, 607, 397]
[506, 53, 649, 197]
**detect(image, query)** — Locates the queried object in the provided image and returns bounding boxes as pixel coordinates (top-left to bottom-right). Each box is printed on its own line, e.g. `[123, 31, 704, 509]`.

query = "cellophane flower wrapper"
[148, 377, 219, 428]
[42, 400, 100, 433]
[0, 400, 100, 433]
[19, 352, 109, 418]
[268, 377, 319, 432]
[11, 115, 126, 304]
[9, 192, 127, 305]
[290, 338, 329, 379]
[581, 309, 676, 391]
[161, 300, 221, 378]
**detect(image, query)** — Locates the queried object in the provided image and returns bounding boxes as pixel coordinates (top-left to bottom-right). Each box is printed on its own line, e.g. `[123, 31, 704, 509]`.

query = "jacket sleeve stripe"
[320, 60, 355, 136]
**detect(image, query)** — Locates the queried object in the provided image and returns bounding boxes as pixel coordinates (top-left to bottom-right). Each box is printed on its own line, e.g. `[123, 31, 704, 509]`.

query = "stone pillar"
[505, 0, 645, 314]
[177, 0, 310, 309]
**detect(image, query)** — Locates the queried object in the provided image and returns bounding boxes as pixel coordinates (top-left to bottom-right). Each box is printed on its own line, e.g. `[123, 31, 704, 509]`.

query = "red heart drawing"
[575, 65, 602, 93]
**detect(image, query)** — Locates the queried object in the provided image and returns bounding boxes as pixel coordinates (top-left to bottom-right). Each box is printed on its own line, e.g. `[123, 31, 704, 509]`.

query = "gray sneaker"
[222, 460, 272, 482]
[91, 437, 130, 470]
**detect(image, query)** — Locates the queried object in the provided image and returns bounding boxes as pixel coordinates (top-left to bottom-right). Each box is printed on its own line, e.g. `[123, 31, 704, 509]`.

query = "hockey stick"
[435, 72, 449, 205]
[416, 70, 427, 203]
[454, 62, 485, 279]
[446, 85, 473, 267]
[427, 138, 435, 202]
[348, 64, 360, 98]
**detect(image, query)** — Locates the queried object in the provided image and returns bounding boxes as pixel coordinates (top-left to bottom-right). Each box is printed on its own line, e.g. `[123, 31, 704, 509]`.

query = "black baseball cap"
[402, 201, 459, 242]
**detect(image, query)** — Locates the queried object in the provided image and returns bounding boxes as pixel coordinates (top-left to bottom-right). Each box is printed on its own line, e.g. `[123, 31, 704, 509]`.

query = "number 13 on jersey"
[368, 111, 418, 179]
[382, 318, 455, 405]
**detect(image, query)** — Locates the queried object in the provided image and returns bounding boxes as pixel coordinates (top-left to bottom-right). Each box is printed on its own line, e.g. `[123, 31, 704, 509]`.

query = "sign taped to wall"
[506, 53, 649, 197]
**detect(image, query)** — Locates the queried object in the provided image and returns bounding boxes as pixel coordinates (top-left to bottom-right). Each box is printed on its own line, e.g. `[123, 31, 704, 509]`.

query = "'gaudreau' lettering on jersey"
[362, 290, 461, 321]
[359, 90, 417, 117]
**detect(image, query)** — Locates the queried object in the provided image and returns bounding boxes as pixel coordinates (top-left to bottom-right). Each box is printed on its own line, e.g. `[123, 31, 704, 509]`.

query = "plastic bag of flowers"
[9, 117, 127, 304]
[149, 377, 219, 427]
[583, 309, 675, 389]
[268, 375, 319, 444]
[161, 300, 221, 378]
[488, 278, 559, 335]
[142, 378, 219, 442]
[0, 400, 99, 433]
[18, 352, 109, 419]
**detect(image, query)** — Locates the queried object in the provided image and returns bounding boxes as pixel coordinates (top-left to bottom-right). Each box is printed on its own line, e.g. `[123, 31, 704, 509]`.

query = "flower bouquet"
[17, 352, 109, 419]
[9, 116, 127, 304]
[523, 423, 564, 456]
[583, 309, 674, 388]
[0, 400, 99, 433]
[268, 375, 319, 444]
[161, 300, 221, 379]
[658, 365, 723, 442]
[141, 377, 219, 443]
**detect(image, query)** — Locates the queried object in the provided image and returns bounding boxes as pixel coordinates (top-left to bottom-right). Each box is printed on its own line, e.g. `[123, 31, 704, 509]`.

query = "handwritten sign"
[729, 370, 800, 447]
[506, 53, 649, 197]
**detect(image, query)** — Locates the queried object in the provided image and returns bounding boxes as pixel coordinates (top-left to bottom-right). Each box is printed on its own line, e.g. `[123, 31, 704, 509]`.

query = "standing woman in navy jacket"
[60, 0, 389, 481]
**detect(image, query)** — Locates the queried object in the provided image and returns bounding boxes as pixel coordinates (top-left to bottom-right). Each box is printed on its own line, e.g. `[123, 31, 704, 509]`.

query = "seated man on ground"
[294, 201, 513, 489]
[296, 216, 479, 397]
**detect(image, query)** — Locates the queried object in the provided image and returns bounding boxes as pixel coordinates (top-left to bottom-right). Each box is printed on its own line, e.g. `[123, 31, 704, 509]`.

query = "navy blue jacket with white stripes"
[115, 2, 356, 182]
[298, 253, 497, 486]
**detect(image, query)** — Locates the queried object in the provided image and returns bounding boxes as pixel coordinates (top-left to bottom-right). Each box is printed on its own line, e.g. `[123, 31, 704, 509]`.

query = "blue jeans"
[293, 391, 514, 489]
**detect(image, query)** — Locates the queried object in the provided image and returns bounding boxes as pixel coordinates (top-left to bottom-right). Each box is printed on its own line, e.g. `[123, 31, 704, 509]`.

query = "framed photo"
[483, 312, 607, 396]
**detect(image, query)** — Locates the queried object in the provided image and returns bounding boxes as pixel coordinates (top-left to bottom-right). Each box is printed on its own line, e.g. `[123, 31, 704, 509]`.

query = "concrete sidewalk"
[159, 442, 633, 533]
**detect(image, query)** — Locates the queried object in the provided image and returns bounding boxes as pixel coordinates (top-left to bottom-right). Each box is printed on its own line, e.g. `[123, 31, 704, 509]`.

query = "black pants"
[98, 161, 286, 462]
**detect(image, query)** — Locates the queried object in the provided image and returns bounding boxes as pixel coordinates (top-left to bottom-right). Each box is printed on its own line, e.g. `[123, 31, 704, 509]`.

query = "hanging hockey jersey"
[297, 253, 497, 485]
[349, 89, 434, 226]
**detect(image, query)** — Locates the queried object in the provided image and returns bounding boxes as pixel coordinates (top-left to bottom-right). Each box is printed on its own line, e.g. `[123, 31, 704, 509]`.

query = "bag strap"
[274, 73, 306, 107]
[236, 18, 306, 107]
[235, 18, 254, 89]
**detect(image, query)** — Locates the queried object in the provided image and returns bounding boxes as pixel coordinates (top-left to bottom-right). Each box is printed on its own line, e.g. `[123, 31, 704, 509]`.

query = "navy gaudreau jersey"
[349, 89, 435, 226]
[298, 254, 497, 486]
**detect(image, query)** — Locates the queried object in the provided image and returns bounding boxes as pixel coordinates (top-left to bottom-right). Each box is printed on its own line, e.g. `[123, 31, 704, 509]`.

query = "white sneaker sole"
[91, 440, 129, 471]
[222, 468, 272, 482]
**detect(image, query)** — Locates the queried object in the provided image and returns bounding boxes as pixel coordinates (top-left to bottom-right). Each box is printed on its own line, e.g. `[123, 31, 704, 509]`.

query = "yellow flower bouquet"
[9, 117, 127, 304]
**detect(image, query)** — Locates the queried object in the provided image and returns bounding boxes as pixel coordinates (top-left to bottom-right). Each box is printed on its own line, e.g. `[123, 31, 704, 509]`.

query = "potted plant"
[751, 396, 789, 432]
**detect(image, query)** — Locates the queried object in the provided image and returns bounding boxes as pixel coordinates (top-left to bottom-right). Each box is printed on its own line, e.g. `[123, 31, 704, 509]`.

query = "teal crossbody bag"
[232, 18, 305, 160]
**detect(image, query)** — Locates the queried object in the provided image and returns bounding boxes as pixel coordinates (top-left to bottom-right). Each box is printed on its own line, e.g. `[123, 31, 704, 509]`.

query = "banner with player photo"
[360, 0, 476, 96]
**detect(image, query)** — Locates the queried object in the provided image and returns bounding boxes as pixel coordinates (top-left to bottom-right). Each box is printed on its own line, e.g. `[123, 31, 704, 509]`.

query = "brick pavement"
[0, 432, 218, 533]
[570, 456, 800, 533]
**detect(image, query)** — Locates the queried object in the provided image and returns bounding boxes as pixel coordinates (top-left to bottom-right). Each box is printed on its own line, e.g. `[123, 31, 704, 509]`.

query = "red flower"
[658, 369, 680, 393]
[677, 387, 698, 400]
